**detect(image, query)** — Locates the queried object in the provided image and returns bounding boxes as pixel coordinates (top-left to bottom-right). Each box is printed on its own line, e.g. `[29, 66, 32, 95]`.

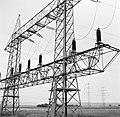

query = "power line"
[29, 39, 42, 59]
[21, 32, 54, 63]
[76, 2, 99, 40]
[42, 31, 54, 55]
[102, 31, 120, 39]
[101, 1, 120, 10]
[30, 33, 54, 59]
[100, 0, 117, 29]
[75, 22, 120, 39]
[76, 34, 95, 41]
[24, 43, 34, 60]
[42, 49, 54, 55]
[75, 23, 92, 30]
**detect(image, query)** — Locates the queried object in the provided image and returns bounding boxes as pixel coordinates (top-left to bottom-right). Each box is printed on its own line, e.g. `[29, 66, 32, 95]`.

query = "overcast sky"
[0, 0, 120, 105]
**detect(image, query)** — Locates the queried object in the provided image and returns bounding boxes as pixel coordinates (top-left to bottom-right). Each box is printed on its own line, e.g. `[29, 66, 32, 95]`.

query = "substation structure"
[0, 0, 120, 117]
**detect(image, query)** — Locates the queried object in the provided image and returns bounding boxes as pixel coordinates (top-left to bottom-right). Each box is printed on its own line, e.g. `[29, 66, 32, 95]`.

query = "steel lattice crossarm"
[5, 0, 81, 52]
[0, 43, 119, 89]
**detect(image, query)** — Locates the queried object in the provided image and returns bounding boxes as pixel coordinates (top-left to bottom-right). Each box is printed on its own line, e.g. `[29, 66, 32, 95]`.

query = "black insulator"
[72, 39, 76, 51]
[96, 28, 101, 43]
[28, 59, 31, 69]
[39, 54, 42, 65]
[11, 67, 14, 75]
[19, 64, 22, 72]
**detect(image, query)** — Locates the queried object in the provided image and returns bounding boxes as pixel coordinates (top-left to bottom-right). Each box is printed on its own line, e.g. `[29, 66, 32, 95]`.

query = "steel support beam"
[0, 43, 119, 89]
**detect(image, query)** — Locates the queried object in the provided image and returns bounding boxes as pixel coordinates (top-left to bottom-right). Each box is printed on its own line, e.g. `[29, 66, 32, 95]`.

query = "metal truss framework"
[1, 43, 120, 89]
[1, 0, 82, 116]
[5, 0, 81, 53]
[48, 0, 81, 116]
[1, 15, 21, 116]
[1, 43, 120, 115]
[0, 0, 120, 117]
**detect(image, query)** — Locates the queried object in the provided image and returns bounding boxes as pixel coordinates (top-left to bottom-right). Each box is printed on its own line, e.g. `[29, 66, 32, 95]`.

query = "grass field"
[10, 107, 120, 117]
[1, 106, 120, 117]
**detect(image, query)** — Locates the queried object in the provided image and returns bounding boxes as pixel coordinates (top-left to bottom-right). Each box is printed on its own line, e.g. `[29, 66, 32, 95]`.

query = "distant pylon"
[87, 83, 91, 107]
[1, 14, 21, 116]
[101, 87, 106, 107]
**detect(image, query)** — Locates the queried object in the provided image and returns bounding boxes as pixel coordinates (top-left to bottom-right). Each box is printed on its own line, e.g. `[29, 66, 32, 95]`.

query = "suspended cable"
[100, 0, 117, 29]
[101, 1, 120, 10]
[28, 31, 54, 60]
[21, 41, 41, 64]
[24, 43, 33, 60]
[76, 34, 95, 41]
[75, 23, 120, 40]
[102, 31, 120, 39]
[42, 49, 54, 55]
[76, 2, 99, 40]
[42, 32, 54, 55]
[42, 36, 54, 47]
[29, 39, 42, 59]
[75, 23, 92, 30]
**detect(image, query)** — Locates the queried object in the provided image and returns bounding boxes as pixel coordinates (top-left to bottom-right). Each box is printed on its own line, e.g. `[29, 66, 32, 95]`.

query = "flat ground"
[1, 107, 120, 117]
[17, 107, 120, 117]
[81, 107, 120, 117]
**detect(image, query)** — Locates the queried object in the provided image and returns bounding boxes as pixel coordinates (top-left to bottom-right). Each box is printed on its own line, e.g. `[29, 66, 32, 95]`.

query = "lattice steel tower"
[1, 15, 21, 116]
[47, 0, 81, 116]
[0, 0, 120, 117]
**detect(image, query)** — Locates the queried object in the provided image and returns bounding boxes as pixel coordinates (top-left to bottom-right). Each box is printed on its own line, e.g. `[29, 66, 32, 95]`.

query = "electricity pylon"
[47, 1, 82, 116]
[86, 83, 91, 107]
[0, 0, 120, 117]
[101, 87, 107, 107]
[1, 15, 21, 116]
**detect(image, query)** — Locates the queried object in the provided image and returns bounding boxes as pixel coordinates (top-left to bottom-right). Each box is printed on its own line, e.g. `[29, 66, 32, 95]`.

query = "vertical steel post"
[1, 15, 21, 116]
[63, 1, 67, 116]
[48, 0, 82, 117]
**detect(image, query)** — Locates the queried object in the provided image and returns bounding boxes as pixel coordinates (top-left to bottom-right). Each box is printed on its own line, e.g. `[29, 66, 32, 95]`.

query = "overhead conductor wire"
[29, 38, 42, 59]
[100, 0, 117, 29]
[77, 1, 99, 40]
[42, 31, 54, 55]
